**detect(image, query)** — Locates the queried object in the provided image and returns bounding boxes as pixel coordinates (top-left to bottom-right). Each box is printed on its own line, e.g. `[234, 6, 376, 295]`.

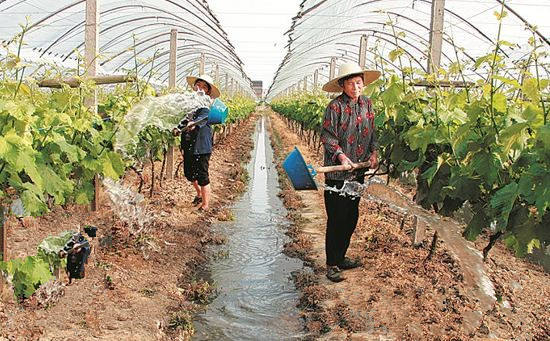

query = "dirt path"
[269, 109, 550, 340]
[0, 114, 257, 340]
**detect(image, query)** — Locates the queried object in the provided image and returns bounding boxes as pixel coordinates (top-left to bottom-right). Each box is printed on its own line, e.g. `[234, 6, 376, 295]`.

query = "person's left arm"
[192, 107, 210, 128]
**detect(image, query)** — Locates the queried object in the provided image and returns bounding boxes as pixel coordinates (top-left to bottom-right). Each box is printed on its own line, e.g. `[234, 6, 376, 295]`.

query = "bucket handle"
[307, 164, 317, 178]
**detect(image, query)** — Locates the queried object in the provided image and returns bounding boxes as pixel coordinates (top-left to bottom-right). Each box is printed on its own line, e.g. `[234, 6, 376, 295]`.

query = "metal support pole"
[428, 0, 445, 73]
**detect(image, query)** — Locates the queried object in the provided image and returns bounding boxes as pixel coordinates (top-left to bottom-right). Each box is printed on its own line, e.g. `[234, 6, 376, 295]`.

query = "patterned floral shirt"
[321, 93, 378, 181]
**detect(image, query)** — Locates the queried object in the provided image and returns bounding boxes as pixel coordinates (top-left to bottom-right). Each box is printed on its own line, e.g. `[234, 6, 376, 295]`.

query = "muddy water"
[193, 117, 305, 340]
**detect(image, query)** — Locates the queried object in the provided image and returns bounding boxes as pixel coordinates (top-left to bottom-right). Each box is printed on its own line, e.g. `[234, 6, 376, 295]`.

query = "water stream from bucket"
[339, 177, 498, 313]
[193, 116, 305, 340]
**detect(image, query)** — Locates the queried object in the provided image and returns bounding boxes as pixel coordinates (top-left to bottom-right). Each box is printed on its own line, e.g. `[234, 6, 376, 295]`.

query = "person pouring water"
[320, 62, 381, 282]
[172, 74, 220, 212]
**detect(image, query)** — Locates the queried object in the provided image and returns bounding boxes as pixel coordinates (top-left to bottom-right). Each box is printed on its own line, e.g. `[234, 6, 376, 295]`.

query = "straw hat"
[186, 74, 221, 99]
[322, 62, 381, 92]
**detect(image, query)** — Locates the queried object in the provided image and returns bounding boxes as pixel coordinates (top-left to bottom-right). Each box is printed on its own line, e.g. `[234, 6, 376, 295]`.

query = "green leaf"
[389, 48, 404, 62]
[102, 152, 125, 179]
[380, 79, 403, 107]
[405, 125, 434, 154]
[536, 125, 550, 150]
[521, 104, 544, 127]
[469, 151, 500, 186]
[518, 163, 550, 216]
[75, 182, 94, 205]
[492, 92, 507, 113]
[41, 166, 74, 204]
[523, 78, 540, 103]
[493, 75, 520, 89]
[20, 183, 47, 216]
[53, 138, 84, 163]
[421, 154, 451, 186]
[499, 122, 528, 156]
[464, 211, 489, 241]
[490, 182, 519, 230]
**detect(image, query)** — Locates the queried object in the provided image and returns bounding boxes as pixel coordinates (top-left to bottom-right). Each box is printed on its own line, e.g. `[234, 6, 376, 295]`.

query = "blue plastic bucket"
[208, 98, 228, 124]
[282, 147, 318, 190]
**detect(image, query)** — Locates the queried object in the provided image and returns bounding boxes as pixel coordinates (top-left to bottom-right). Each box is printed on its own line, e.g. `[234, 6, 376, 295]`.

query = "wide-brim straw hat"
[186, 74, 221, 99]
[322, 62, 381, 92]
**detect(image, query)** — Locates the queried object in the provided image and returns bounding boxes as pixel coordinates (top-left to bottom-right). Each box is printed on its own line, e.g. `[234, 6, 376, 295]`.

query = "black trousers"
[324, 179, 362, 266]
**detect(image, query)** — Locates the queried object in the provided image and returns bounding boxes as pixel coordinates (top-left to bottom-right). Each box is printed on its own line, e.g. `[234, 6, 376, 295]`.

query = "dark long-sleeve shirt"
[177, 107, 212, 155]
[321, 93, 378, 181]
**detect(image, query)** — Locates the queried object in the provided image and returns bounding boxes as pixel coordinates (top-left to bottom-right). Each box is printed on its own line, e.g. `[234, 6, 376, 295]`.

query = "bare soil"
[269, 110, 550, 341]
[0, 114, 257, 340]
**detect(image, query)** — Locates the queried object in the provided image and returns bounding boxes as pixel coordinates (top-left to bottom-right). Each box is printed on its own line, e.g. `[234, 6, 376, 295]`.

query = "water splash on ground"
[102, 178, 152, 234]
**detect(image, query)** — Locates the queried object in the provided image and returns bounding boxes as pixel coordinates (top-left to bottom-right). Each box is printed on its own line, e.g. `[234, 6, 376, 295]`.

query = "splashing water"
[323, 176, 386, 199]
[114, 91, 212, 157]
[102, 178, 152, 234]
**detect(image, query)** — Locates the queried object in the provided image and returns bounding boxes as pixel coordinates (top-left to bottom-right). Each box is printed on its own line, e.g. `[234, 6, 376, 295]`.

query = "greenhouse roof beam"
[60, 15, 241, 66]
[107, 36, 239, 75]
[134, 42, 246, 80]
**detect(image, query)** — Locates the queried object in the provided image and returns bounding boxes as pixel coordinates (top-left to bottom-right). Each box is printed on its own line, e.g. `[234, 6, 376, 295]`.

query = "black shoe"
[192, 196, 202, 205]
[338, 257, 362, 270]
[326, 266, 345, 282]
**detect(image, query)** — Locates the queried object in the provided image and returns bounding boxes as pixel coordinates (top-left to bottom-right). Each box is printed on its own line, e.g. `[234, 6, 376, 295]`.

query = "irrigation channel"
[193, 116, 306, 340]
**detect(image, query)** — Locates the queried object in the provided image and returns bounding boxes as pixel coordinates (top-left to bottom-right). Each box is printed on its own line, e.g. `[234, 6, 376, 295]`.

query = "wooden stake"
[214, 64, 220, 85]
[329, 57, 337, 80]
[0, 206, 6, 261]
[199, 52, 205, 74]
[359, 34, 368, 68]
[85, 0, 100, 211]
[224, 73, 229, 92]
[84, 0, 98, 114]
[165, 28, 177, 180]
[428, 0, 445, 73]
[313, 69, 319, 89]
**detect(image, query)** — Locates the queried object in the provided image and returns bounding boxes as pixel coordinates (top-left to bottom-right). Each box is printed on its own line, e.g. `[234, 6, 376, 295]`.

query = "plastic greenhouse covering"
[0, 0, 254, 94]
[267, 0, 550, 99]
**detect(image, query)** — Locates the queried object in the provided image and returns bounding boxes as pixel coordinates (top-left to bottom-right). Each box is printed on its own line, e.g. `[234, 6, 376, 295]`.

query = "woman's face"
[194, 80, 211, 96]
[342, 75, 364, 101]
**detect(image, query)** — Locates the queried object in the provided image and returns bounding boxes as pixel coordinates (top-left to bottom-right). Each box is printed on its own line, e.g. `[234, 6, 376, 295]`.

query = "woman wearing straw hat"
[320, 62, 380, 282]
[173, 74, 220, 211]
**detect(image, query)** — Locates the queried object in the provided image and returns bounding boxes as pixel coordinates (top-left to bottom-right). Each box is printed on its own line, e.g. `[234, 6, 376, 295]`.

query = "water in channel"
[193, 116, 305, 340]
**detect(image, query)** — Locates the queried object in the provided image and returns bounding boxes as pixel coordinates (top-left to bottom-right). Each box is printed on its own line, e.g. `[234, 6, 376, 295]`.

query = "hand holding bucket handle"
[315, 161, 371, 173]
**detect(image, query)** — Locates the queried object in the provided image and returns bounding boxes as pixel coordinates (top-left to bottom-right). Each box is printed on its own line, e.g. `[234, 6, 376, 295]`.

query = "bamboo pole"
[411, 80, 475, 88]
[38, 75, 136, 88]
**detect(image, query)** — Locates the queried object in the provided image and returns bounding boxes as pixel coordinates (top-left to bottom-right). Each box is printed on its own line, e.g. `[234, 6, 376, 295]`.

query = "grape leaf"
[490, 182, 519, 230]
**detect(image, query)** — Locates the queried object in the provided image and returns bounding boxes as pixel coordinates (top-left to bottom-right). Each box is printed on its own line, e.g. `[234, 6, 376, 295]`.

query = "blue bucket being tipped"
[208, 98, 228, 124]
[282, 147, 318, 190]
